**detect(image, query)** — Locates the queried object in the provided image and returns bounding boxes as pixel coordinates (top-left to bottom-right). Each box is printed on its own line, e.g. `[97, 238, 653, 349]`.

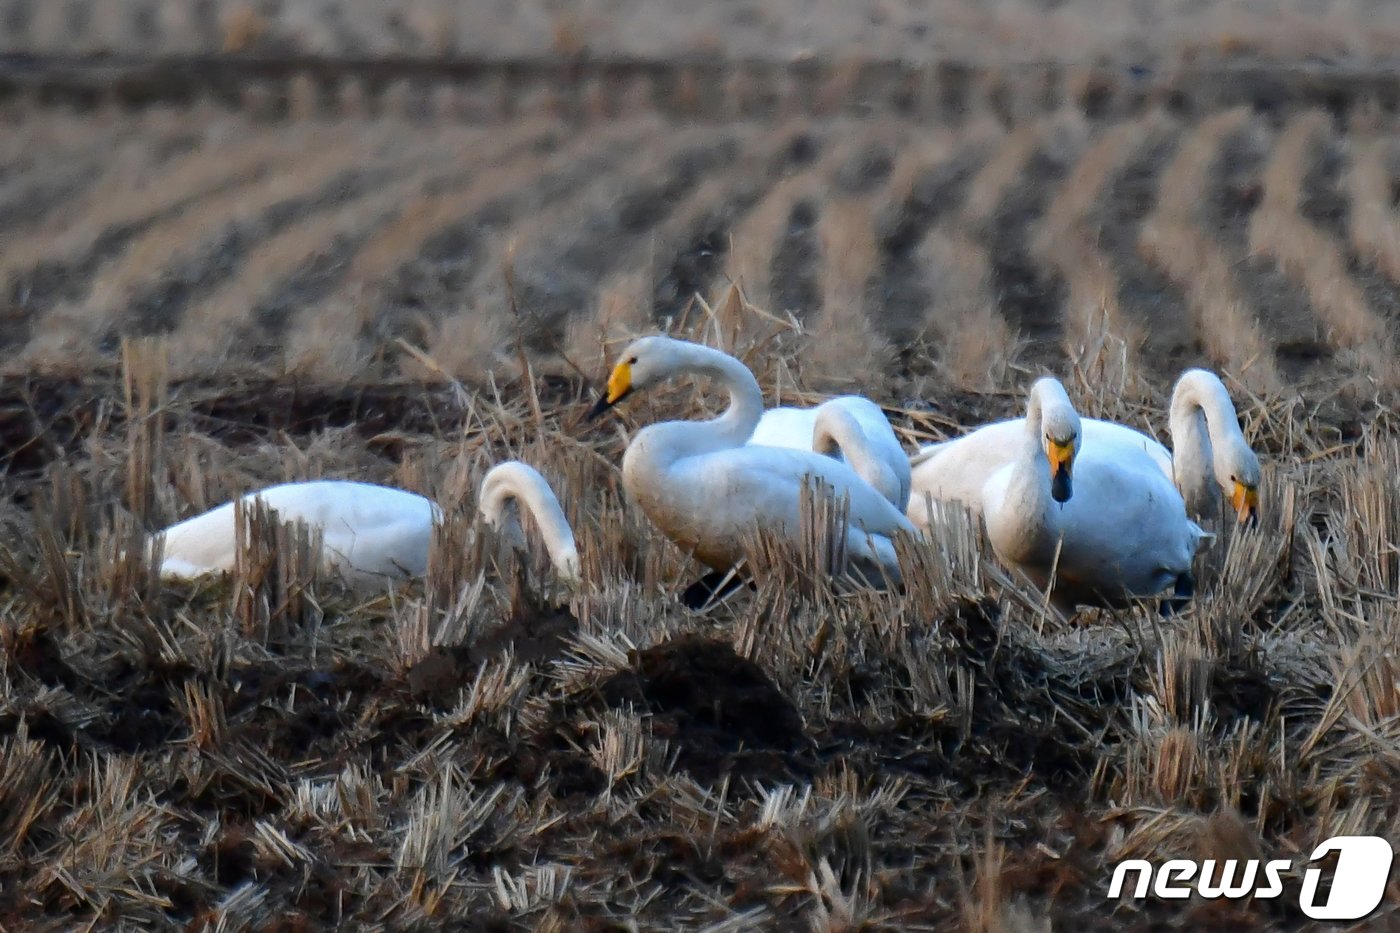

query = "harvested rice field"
[3, 3, 1400, 930]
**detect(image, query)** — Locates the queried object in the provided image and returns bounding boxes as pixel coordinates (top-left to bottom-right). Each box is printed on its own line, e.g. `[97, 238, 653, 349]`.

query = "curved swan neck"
[1022, 378, 1069, 450]
[985, 380, 1066, 565]
[1169, 371, 1239, 507]
[1010, 380, 1061, 500]
[681, 342, 765, 445]
[812, 404, 860, 457]
[479, 464, 581, 582]
[1170, 371, 1240, 446]
[632, 341, 765, 463]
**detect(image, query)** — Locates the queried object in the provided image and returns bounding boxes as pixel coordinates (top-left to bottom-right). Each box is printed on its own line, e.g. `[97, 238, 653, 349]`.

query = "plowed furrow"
[167, 128, 500, 373]
[0, 110, 198, 230]
[893, 120, 1020, 389]
[874, 118, 1003, 347]
[296, 117, 565, 322]
[645, 126, 812, 322]
[914, 228, 1011, 389]
[1203, 115, 1329, 384]
[16, 123, 402, 365]
[235, 127, 558, 372]
[721, 124, 887, 316]
[0, 160, 95, 231]
[1097, 120, 1193, 381]
[579, 122, 806, 347]
[431, 124, 742, 366]
[775, 126, 917, 322]
[980, 115, 1080, 371]
[1033, 113, 1161, 384]
[120, 163, 406, 337]
[284, 119, 645, 379]
[487, 125, 744, 340]
[1138, 108, 1282, 393]
[1249, 110, 1396, 386]
[0, 116, 321, 290]
[1348, 137, 1400, 288]
[1320, 135, 1400, 329]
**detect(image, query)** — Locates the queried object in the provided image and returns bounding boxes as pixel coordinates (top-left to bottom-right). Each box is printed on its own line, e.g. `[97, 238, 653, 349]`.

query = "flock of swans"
[152, 335, 1261, 618]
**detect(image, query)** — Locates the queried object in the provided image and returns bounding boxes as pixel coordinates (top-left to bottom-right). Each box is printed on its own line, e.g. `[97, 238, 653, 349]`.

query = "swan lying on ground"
[153, 461, 580, 588]
[748, 396, 912, 512]
[911, 376, 1206, 614]
[586, 336, 915, 601]
[910, 368, 1261, 526]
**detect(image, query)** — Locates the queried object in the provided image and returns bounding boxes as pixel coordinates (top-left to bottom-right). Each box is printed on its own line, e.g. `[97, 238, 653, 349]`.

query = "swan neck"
[1023, 383, 1049, 453]
[1173, 374, 1240, 441]
[697, 344, 764, 444]
[812, 405, 858, 457]
[641, 343, 763, 454]
[480, 466, 580, 580]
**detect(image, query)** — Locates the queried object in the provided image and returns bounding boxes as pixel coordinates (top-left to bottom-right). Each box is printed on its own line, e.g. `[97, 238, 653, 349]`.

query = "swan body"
[748, 396, 912, 511]
[587, 336, 915, 587]
[909, 368, 1260, 525]
[153, 462, 580, 588]
[914, 377, 1206, 612]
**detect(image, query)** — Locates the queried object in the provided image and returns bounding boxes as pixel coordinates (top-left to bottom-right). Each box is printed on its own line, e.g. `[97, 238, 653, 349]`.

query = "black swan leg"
[1160, 572, 1196, 617]
[682, 570, 751, 611]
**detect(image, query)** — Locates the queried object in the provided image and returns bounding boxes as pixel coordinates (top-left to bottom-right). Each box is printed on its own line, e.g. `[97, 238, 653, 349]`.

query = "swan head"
[1030, 377, 1080, 504]
[586, 335, 675, 420]
[1217, 437, 1262, 527]
[554, 546, 583, 587]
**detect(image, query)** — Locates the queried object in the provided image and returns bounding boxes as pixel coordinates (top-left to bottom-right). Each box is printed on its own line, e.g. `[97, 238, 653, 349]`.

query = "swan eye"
[627, 356, 638, 365]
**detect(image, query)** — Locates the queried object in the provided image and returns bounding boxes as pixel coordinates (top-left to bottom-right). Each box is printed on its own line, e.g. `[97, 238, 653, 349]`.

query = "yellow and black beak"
[586, 359, 634, 421]
[1231, 480, 1259, 527]
[1048, 439, 1074, 503]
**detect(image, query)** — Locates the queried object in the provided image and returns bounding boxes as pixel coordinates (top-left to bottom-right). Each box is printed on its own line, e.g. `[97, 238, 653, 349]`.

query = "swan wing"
[1081, 420, 1174, 481]
[642, 446, 913, 570]
[747, 406, 819, 450]
[1051, 452, 1200, 597]
[908, 419, 1025, 523]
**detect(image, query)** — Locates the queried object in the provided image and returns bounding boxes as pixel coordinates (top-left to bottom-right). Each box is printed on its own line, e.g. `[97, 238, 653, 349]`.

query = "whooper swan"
[586, 336, 915, 595]
[909, 368, 1261, 526]
[748, 396, 912, 512]
[912, 376, 1206, 614]
[153, 461, 580, 588]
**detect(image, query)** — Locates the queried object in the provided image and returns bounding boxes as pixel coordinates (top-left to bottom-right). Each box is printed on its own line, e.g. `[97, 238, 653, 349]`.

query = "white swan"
[153, 461, 580, 588]
[586, 336, 915, 592]
[909, 368, 1261, 526]
[748, 396, 912, 512]
[913, 377, 1206, 613]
